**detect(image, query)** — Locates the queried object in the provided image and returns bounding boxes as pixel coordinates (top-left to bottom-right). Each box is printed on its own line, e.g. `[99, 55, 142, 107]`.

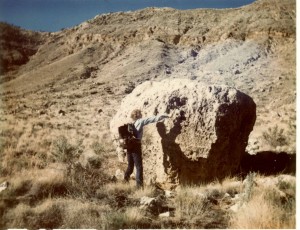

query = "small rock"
[116, 146, 126, 162]
[230, 203, 240, 212]
[140, 196, 156, 206]
[110, 175, 117, 182]
[191, 49, 198, 57]
[223, 193, 231, 198]
[115, 169, 125, 181]
[231, 194, 241, 201]
[234, 70, 241, 75]
[58, 110, 66, 116]
[165, 190, 175, 198]
[0, 181, 8, 193]
[39, 110, 47, 115]
[159, 211, 170, 218]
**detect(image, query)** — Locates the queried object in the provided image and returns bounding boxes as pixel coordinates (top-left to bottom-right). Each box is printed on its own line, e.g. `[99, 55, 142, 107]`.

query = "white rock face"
[110, 79, 256, 185]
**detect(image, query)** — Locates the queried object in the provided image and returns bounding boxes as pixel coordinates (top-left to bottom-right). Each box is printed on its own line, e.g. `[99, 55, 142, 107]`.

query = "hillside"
[0, 22, 46, 80]
[0, 0, 295, 154]
[0, 0, 296, 228]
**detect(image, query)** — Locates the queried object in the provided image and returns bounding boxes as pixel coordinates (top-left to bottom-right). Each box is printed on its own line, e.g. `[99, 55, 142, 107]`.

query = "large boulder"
[110, 79, 256, 185]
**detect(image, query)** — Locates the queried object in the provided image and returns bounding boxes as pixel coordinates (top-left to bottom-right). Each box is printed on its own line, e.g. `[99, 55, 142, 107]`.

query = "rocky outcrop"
[110, 79, 256, 185]
[0, 22, 46, 76]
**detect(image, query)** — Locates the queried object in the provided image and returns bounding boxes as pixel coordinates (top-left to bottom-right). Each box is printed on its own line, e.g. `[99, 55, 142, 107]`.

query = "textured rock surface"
[110, 79, 256, 184]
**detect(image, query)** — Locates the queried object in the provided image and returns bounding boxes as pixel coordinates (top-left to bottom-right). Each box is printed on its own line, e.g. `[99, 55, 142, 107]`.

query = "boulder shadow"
[156, 112, 186, 184]
[240, 151, 296, 176]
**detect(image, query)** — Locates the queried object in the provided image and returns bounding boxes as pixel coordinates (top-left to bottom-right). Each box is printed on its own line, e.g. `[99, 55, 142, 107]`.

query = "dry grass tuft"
[174, 185, 211, 220]
[4, 199, 63, 229]
[102, 207, 152, 230]
[229, 190, 295, 228]
[131, 184, 157, 199]
[229, 174, 296, 229]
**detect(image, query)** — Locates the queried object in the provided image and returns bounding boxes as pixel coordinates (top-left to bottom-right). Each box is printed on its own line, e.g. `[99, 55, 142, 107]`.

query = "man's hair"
[131, 109, 141, 120]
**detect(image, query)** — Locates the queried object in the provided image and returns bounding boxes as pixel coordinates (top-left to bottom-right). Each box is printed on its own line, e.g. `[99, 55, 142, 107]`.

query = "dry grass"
[229, 174, 296, 229]
[1, 170, 296, 229]
[0, 116, 295, 230]
[1, 166, 67, 202]
[0, 103, 295, 229]
[131, 184, 157, 199]
[174, 185, 211, 220]
[229, 189, 295, 228]
[4, 199, 63, 229]
[102, 207, 151, 229]
[3, 198, 110, 229]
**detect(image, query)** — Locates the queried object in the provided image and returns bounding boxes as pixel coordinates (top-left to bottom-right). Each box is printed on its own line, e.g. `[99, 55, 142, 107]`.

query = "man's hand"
[161, 115, 169, 119]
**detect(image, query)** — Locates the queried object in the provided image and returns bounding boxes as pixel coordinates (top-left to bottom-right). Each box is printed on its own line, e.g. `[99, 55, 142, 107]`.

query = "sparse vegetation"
[175, 186, 211, 220]
[91, 140, 105, 155]
[229, 176, 296, 229]
[51, 135, 83, 164]
[262, 125, 288, 148]
[0, 0, 296, 228]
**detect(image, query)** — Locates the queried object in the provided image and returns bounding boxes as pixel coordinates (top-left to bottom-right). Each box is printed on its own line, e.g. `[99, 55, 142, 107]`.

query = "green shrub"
[51, 135, 83, 163]
[262, 125, 288, 148]
[91, 141, 105, 155]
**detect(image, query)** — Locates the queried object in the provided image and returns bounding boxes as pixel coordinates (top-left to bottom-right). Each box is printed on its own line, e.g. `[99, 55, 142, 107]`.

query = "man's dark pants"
[124, 143, 143, 188]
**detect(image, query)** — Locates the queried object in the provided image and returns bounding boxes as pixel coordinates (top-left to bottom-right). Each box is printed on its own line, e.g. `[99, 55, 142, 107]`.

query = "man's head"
[131, 109, 142, 120]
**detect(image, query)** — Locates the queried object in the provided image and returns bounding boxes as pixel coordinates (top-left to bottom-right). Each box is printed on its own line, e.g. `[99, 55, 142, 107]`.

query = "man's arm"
[141, 115, 169, 126]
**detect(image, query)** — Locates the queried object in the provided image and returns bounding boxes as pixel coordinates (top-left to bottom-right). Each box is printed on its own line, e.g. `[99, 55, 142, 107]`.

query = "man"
[124, 109, 169, 188]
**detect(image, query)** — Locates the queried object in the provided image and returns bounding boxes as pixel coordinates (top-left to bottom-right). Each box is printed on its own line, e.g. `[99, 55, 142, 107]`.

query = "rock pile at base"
[110, 79, 256, 185]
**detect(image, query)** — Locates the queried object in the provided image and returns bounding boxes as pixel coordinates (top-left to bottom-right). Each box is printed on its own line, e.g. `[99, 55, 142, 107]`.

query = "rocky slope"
[0, 0, 296, 178]
[0, 22, 46, 80]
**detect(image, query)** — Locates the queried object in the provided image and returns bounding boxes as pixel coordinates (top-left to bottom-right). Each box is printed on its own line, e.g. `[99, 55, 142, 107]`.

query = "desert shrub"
[262, 125, 288, 148]
[51, 135, 83, 163]
[91, 141, 105, 155]
[51, 137, 112, 199]
[67, 164, 110, 199]
[277, 176, 296, 191]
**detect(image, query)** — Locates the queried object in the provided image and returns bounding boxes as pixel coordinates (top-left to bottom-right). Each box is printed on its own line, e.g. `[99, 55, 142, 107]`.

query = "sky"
[0, 0, 255, 32]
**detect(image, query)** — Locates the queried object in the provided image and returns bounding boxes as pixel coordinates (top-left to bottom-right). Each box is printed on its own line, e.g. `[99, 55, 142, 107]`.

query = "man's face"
[137, 111, 142, 119]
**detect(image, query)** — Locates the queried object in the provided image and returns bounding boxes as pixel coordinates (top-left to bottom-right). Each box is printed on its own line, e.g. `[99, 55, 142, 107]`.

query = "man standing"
[124, 109, 168, 188]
